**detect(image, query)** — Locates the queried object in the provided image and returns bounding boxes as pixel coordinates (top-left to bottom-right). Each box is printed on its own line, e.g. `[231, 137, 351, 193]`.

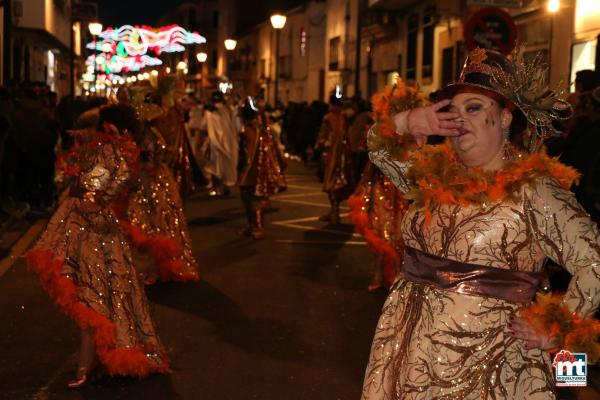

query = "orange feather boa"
[520, 293, 600, 364]
[25, 249, 170, 377]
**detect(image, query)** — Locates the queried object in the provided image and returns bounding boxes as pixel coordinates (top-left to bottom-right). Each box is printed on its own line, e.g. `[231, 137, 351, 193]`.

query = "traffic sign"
[463, 7, 517, 55]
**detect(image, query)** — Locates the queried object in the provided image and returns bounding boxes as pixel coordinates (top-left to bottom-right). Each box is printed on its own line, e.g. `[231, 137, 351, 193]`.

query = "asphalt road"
[0, 162, 383, 400]
[1, 161, 598, 400]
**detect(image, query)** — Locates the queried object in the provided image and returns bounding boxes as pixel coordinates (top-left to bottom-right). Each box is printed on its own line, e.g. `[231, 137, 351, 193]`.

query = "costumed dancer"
[348, 84, 428, 291]
[349, 163, 406, 291]
[153, 76, 196, 198]
[118, 89, 200, 284]
[237, 97, 287, 239]
[26, 104, 169, 388]
[362, 48, 600, 399]
[202, 91, 240, 196]
[316, 95, 356, 224]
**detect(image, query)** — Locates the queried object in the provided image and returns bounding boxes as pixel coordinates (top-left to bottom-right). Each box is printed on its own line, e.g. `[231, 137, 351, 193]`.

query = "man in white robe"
[202, 92, 239, 196]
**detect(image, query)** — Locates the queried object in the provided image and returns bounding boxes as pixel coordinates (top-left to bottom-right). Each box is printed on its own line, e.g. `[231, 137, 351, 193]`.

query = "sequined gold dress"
[349, 162, 406, 288]
[26, 134, 169, 377]
[155, 107, 195, 197]
[317, 110, 355, 201]
[362, 138, 600, 399]
[125, 127, 199, 283]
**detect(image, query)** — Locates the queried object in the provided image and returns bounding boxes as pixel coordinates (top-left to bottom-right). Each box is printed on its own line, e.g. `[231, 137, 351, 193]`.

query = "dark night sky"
[99, 0, 305, 31]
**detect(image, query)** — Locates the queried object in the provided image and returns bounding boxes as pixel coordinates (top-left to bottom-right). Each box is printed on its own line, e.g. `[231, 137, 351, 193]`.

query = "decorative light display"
[86, 24, 205, 56]
[85, 53, 162, 75]
[83, 24, 206, 90]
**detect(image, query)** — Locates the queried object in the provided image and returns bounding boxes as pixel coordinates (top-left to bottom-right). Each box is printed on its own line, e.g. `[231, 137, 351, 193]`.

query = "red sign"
[463, 7, 517, 55]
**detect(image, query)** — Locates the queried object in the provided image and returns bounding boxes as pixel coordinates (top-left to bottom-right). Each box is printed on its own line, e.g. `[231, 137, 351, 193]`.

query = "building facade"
[3, 0, 83, 97]
[230, 0, 326, 104]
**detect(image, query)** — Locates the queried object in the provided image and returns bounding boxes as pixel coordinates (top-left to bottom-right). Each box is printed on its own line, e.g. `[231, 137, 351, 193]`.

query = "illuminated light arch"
[86, 24, 206, 57]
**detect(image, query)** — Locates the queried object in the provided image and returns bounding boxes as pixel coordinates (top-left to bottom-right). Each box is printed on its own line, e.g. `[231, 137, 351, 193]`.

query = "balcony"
[361, 11, 398, 39]
[368, 0, 420, 10]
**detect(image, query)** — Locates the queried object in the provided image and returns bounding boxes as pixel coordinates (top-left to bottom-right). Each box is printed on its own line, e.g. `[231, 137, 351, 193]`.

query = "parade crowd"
[8, 51, 600, 398]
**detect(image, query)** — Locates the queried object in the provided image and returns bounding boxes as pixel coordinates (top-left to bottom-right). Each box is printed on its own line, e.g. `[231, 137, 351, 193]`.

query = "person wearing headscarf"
[361, 48, 600, 399]
[26, 104, 169, 388]
[237, 97, 287, 239]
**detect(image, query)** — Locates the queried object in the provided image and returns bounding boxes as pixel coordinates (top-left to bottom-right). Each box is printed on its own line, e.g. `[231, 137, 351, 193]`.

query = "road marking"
[286, 184, 320, 191]
[275, 239, 366, 245]
[272, 213, 361, 238]
[273, 191, 324, 199]
[0, 219, 47, 278]
[272, 198, 350, 210]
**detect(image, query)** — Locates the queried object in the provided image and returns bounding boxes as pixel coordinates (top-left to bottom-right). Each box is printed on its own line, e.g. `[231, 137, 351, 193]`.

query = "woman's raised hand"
[394, 99, 462, 145]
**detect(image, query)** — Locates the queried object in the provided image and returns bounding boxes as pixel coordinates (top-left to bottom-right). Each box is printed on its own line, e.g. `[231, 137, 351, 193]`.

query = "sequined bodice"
[401, 196, 546, 273]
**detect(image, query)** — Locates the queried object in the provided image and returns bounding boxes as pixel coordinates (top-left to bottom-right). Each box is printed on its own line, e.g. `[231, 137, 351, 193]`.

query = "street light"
[177, 61, 188, 71]
[270, 13, 287, 105]
[88, 22, 103, 95]
[224, 39, 237, 51]
[88, 22, 103, 36]
[196, 52, 208, 63]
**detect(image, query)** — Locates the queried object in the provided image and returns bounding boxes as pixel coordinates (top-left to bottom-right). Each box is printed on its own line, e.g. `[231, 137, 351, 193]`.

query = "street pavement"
[0, 160, 599, 400]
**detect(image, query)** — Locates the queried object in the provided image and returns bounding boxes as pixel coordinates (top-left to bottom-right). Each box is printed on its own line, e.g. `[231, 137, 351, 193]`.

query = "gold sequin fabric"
[318, 111, 355, 200]
[154, 107, 195, 197]
[127, 128, 199, 281]
[30, 142, 167, 371]
[364, 144, 600, 399]
[238, 115, 287, 196]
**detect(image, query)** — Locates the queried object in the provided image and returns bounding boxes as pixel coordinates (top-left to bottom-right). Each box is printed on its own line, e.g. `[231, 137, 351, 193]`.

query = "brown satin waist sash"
[402, 247, 542, 304]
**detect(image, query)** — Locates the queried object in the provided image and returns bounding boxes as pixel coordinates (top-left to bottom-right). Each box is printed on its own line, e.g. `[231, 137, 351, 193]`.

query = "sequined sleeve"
[80, 142, 129, 203]
[527, 178, 600, 317]
[367, 125, 413, 193]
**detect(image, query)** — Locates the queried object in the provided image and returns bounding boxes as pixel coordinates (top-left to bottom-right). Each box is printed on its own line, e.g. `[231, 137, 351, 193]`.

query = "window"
[570, 39, 597, 92]
[279, 55, 292, 78]
[441, 47, 454, 87]
[422, 6, 436, 81]
[406, 14, 418, 80]
[329, 37, 341, 71]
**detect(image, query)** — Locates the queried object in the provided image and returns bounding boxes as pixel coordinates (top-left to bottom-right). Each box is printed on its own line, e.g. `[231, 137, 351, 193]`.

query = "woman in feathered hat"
[362, 48, 600, 399]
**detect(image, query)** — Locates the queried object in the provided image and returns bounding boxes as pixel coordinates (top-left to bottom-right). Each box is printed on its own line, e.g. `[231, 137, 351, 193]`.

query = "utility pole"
[3, 0, 12, 85]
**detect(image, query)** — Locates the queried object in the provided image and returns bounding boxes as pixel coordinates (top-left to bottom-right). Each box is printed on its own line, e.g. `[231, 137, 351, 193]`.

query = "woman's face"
[448, 92, 512, 169]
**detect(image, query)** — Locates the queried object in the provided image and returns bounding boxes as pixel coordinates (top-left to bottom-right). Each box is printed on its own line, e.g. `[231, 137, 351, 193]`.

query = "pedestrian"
[26, 103, 169, 388]
[362, 48, 600, 399]
[237, 97, 287, 239]
[316, 94, 355, 225]
[202, 91, 239, 196]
